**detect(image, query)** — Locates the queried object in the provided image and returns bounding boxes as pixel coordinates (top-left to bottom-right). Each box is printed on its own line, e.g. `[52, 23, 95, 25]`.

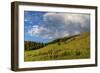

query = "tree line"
[24, 41, 46, 50]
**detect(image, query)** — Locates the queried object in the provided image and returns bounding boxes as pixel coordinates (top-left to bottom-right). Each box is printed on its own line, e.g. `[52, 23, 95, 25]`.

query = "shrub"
[75, 51, 81, 56]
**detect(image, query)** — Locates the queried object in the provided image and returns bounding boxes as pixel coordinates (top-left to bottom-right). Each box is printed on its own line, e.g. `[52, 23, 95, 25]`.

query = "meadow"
[24, 32, 90, 61]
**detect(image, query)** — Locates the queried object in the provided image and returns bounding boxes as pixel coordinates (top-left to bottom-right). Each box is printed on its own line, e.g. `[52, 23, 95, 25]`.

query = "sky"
[24, 11, 90, 43]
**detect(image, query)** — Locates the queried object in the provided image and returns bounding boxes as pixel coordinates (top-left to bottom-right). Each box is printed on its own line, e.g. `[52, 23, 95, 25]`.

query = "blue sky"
[24, 11, 50, 43]
[24, 11, 90, 43]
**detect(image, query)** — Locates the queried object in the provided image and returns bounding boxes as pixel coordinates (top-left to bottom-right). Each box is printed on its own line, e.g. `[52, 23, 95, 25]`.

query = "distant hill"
[24, 34, 79, 50]
[46, 34, 80, 45]
[24, 32, 90, 61]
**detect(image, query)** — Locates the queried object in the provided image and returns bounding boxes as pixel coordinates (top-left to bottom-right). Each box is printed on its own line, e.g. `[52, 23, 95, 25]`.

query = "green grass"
[24, 32, 90, 61]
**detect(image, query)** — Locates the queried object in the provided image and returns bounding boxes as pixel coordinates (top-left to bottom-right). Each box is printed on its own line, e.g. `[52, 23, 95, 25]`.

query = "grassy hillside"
[24, 32, 90, 61]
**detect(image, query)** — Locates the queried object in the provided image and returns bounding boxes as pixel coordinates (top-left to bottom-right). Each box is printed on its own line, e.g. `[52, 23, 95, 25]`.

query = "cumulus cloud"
[28, 12, 90, 39]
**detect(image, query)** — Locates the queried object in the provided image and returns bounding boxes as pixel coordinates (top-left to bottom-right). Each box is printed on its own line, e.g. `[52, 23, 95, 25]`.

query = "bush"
[75, 51, 81, 56]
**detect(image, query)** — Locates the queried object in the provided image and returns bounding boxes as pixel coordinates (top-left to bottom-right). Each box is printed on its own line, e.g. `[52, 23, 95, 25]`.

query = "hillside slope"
[25, 32, 90, 61]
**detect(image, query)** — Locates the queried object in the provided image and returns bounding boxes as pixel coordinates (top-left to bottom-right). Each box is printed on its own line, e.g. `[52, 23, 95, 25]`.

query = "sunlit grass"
[24, 32, 90, 61]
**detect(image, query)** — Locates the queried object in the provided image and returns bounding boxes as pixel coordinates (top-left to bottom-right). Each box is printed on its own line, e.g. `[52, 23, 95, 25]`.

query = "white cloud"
[28, 12, 90, 39]
[28, 25, 40, 36]
[24, 19, 28, 22]
[28, 25, 50, 37]
[32, 25, 39, 28]
[44, 13, 90, 27]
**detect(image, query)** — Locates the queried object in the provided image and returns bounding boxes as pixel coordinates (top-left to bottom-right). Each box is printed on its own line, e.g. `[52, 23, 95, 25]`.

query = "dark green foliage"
[58, 41, 61, 45]
[75, 51, 81, 56]
[24, 41, 46, 50]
